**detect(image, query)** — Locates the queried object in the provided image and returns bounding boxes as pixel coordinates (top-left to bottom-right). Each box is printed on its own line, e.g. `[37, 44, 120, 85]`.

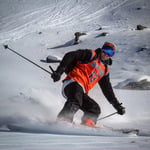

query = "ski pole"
[3, 45, 52, 75]
[97, 112, 117, 121]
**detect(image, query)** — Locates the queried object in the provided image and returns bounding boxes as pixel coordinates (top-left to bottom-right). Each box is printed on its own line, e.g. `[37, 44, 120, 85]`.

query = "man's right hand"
[51, 71, 61, 82]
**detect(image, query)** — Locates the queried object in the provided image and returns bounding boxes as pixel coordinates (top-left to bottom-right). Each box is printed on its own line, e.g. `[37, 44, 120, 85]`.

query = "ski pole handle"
[49, 65, 54, 73]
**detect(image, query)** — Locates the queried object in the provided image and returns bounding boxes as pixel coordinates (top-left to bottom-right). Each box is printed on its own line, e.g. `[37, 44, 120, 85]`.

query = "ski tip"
[3, 44, 8, 49]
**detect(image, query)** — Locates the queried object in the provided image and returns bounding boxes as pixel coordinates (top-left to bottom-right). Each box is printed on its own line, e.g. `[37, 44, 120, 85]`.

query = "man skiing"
[51, 42, 125, 128]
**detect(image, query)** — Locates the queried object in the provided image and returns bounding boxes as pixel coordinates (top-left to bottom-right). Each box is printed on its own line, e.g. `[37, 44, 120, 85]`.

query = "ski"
[104, 125, 139, 135]
[6, 122, 140, 137]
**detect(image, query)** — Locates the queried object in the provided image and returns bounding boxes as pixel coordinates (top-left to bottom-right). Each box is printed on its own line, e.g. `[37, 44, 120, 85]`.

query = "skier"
[51, 42, 125, 128]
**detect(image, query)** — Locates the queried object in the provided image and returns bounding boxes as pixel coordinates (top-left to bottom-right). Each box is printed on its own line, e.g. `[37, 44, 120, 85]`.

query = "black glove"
[113, 103, 125, 115]
[51, 71, 61, 82]
[50, 66, 65, 82]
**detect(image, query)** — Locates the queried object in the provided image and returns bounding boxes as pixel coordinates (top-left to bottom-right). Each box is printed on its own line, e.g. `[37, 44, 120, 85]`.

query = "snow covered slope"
[0, 0, 150, 149]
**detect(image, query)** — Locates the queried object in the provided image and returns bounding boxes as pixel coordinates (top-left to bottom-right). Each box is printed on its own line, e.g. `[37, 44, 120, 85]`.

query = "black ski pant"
[57, 82, 101, 123]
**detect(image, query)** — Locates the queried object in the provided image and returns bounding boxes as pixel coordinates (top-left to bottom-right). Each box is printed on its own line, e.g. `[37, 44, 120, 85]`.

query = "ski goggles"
[102, 48, 115, 57]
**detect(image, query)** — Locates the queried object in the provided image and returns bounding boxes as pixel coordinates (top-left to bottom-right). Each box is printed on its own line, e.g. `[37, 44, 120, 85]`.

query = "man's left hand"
[113, 102, 125, 115]
[117, 104, 125, 115]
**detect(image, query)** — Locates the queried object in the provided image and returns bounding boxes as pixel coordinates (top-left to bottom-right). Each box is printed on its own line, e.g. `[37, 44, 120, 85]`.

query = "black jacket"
[56, 49, 120, 106]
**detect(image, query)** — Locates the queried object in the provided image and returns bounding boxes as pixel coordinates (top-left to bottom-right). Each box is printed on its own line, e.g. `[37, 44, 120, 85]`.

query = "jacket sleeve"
[55, 49, 94, 74]
[98, 74, 120, 106]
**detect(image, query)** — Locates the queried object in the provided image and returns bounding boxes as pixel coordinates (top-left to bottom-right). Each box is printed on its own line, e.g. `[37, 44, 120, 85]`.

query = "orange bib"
[65, 51, 109, 94]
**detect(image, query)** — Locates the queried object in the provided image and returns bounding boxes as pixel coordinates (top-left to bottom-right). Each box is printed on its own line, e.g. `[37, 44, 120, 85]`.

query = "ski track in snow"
[0, 0, 132, 43]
